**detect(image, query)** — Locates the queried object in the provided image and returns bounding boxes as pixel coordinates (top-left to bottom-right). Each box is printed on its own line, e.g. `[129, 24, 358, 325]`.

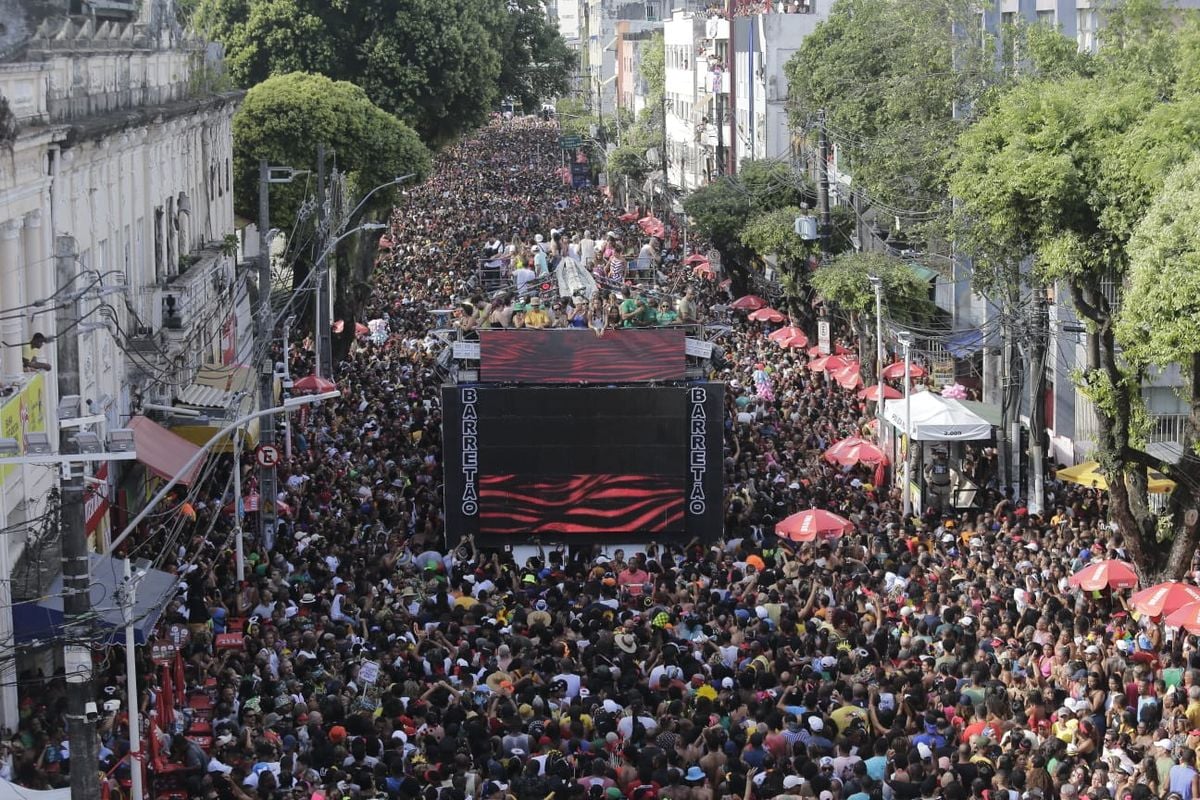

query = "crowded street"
[8, 117, 1200, 800]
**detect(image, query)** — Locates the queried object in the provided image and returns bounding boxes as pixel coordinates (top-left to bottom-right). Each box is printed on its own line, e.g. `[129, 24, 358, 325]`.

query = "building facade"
[0, 0, 241, 728]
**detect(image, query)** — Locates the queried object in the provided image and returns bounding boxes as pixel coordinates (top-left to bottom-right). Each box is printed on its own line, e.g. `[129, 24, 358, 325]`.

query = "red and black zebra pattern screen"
[479, 328, 686, 383]
[441, 384, 724, 546]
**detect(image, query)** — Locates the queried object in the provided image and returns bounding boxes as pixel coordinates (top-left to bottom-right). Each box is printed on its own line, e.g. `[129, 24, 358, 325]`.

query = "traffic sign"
[560, 135, 582, 149]
[255, 444, 280, 467]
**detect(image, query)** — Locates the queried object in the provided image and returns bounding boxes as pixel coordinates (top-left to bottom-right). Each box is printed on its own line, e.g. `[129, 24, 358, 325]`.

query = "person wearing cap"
[524, 295, 550, 329]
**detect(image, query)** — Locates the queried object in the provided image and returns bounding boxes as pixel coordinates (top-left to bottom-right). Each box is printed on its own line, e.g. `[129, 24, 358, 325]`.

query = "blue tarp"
[946, 329, 987, 358]
[12, 555, 179, 646]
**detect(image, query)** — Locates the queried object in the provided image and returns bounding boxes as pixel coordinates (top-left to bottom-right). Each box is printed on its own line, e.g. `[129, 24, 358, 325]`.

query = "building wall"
[0, 11, 239, 729]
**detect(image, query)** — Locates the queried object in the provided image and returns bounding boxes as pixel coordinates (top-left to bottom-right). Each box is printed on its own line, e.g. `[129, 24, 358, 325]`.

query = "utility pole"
[1027, 290, 1049, 515]
[257, 161, 278, 553]
[315, 144, 333, 380]
[997, 302, 1016, 502]
[56, 234, 101, 800]
[726, 0, 737, 177]
[816, 110, 831, 262]
[869, 274, 884, 407]
[660, 95, 670, 218]
[119, 558, 144, 800]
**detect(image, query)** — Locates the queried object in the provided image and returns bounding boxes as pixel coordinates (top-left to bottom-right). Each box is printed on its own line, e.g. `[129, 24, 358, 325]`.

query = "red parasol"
[1068, 560, 1139, 592]
[807, 343, 853, 357]
[823, 437, 889, 467]
[833, 363, 863, 390]
[354, 322, 370, 336]
[858, 383, 902, 401]
[619, 212, 639, 222]
[638, 216, 666, 238]
[779, 333, 810, 349]
[1129, 581, 1200, 617]
[808, 354, 853, 373]
[293, 374, 336, 394]
[1165, 601, 1200, 634]
[684, 254, 710, 266]
[776, 509, 854, 542]
[748, 307, 785, 323]
[694, 263, 717, 280]
[881, 361, 927, 380]
[730, 295, 766, 311]
[768, 326, 805, 343]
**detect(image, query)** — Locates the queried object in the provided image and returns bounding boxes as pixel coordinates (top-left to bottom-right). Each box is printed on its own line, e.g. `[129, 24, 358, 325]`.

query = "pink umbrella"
[619, 212, 639, 222]
[881, 361, 927, 380]
[1129, 581, 1200, 617]
[293, 374, 336, 394]
[354, 322, 370, 336]
[748, 307, 785, 323]
[694, 263, 717, 280]
[768, 326, 805, 343]
[779, 333, 810, 349]
[833, 363, 863, 389]
[684, 254, 710, 266]
[776, 509, 854, 542]
[1165, 601, 1200, 634]
[1068, 560, 1138, 591]
[858, 383, 902, 401]
[824, 437, 889, 467]
[730, 295, 766, 311]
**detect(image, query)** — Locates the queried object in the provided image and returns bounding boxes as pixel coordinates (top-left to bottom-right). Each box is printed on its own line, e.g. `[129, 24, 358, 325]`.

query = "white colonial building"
[0, 0, 242, 728]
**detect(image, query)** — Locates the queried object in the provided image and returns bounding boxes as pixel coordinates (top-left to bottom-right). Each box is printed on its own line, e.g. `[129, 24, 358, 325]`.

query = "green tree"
[810, 252, 935, 383]
[950, 10, 1200, 579]
[233, 73, 431, 353]
[232, 72, 431, 225]
[739, 207, 813, 270]
[194, 0, 570, 144]
[783, 0, 990, 228]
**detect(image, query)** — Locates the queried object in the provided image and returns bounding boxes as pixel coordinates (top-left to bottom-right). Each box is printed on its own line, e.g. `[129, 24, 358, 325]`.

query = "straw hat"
[485, 671, 514, 693]
[614, 632, 637, 654]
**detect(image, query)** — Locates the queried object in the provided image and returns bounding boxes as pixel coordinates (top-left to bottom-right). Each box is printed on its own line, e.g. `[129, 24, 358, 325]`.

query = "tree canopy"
[783, 0, 989, 226]
[194, 0, 571, 144]
[232, 72, 431, 226]
[948, 4, 1200, 580]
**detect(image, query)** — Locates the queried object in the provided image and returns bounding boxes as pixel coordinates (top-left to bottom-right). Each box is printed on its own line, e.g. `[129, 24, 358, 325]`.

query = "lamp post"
[897, 330, 914, 517]
[869, 274, 884, 432]
[104, 391, 341, 558]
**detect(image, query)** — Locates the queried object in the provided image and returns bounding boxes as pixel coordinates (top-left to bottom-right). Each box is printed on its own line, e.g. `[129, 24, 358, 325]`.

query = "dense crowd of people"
[8, 117, 1200, 800]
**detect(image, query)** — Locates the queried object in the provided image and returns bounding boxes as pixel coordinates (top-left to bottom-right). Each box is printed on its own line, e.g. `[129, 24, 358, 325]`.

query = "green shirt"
[619, 298, 644, 327]
[656, 309, 679, 325]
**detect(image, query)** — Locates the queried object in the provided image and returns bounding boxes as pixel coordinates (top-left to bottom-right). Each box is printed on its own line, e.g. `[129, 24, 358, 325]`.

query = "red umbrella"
[638, 216, 665, 238]
[694, 263, 717, 280]
[748, 307, 785, 323]
[881, 361, 927, 380]
[293, 374, 336, 394]
[834, 363, 863, 389]
[768, 326, 805, 343]
[807, 343, 853, 357]
[779, 333, 809, 349]
[1165, 601, 1200, 634]
[158, 663, 175, 727]
[808, 354, 853, 373]
[1129, 581, 1200, 617]
[619, 211, 639, 222]
[858, 383, 902, 401]
[776, 509, 854, 542]
[684, 254, 710, 266]
[1068, 560, 1139, 592]
[730, 295, 766, 311]
[354, 322, 370, 336]
[824, 437, 889, 467]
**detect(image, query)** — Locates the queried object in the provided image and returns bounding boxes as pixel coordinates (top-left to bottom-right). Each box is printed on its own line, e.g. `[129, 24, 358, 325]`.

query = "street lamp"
[897, 330, 914, 517]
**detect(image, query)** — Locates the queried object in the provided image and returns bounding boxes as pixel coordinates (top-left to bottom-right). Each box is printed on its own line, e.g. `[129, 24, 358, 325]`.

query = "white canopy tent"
[883, 390, 993, 441]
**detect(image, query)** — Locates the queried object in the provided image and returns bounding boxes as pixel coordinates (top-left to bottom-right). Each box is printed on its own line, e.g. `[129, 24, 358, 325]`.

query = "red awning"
[129, 416, 204, 485]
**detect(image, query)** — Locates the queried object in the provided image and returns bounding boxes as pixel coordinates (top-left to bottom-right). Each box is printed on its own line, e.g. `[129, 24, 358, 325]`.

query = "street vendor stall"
[882, 390, 997, 513]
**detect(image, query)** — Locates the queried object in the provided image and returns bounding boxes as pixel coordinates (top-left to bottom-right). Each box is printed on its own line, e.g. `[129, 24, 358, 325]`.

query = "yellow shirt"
[524, 309, 551, 328]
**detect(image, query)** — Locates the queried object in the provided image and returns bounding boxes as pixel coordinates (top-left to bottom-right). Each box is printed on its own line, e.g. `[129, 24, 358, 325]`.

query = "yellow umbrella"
[1056, 461, 1176, 494]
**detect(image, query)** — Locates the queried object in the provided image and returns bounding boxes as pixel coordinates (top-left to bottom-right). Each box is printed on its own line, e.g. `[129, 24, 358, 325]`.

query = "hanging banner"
[0, 374, 47, 485]
[85, 461, 111, 551]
